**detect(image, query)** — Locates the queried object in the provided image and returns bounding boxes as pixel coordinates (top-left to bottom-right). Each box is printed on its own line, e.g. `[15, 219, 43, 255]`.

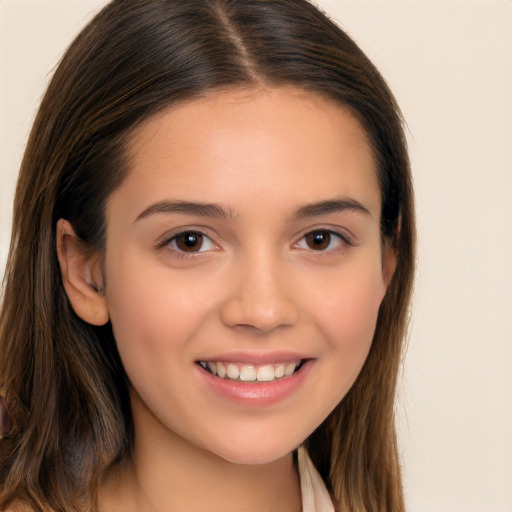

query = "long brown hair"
[0, 1, 415, 510]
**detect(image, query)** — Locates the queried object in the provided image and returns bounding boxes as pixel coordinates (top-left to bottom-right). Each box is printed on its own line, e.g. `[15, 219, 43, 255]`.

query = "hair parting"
[0, 1, 415, 510]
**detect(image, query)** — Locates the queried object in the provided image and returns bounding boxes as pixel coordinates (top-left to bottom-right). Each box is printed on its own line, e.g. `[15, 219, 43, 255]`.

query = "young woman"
[0, 1, 415, 510]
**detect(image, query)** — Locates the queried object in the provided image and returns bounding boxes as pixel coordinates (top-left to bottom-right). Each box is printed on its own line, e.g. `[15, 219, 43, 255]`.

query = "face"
[102, 86, 393, 465]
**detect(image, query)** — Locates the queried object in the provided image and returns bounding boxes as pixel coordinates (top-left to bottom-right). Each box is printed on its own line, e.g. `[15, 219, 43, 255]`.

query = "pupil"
[307, 231, 330, 250]
[177, 232, 202, 251]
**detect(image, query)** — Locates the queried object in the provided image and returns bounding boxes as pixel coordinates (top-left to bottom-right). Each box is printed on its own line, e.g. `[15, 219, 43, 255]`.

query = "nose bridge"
[221, 244, 299, 331]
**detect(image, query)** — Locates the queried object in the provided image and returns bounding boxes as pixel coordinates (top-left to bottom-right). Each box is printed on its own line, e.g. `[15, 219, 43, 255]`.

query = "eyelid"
[155, 227, 220, 255]
[154, 225, 356, 256]
[293, 227, 356, 251]
[169, 233, 215, 253]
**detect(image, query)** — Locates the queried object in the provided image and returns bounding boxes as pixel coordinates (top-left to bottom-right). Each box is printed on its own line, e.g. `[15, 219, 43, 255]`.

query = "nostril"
[220, 293, 299, 332]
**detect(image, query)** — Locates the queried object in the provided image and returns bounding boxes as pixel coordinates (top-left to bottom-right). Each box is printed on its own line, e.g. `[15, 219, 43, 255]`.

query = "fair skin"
[57, 86, 395, 511]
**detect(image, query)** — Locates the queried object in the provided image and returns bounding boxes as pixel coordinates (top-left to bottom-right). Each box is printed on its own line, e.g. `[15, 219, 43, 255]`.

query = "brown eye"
[173, 232, 205, 252]
[297, 230, 349, 252]
[304, 231, 332, 250]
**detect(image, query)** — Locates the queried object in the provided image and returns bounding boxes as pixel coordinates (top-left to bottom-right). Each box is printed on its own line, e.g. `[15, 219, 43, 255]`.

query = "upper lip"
[196, 351, 311, 365]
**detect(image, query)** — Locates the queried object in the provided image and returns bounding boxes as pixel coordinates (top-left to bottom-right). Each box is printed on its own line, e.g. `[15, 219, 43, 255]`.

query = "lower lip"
[197, 360, 314, 407]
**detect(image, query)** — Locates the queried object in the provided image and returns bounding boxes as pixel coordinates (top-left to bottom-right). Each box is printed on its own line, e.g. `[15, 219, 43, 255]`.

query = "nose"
[220, 252, 299, 333]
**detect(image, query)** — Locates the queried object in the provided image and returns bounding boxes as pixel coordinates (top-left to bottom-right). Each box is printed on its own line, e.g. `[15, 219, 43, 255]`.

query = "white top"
[298, 446, 336, 512]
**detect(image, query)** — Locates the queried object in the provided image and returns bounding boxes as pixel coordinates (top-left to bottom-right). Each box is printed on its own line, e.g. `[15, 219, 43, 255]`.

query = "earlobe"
[56, 219, 109, 326]
[382, 242, 398, 289]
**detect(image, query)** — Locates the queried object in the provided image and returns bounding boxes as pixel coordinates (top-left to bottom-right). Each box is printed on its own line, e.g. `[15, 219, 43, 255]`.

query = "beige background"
[1, 1, 511, 510]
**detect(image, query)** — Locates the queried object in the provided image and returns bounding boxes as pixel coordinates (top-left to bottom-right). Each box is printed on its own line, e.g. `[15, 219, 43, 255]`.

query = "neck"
[99, 392, 302, 512]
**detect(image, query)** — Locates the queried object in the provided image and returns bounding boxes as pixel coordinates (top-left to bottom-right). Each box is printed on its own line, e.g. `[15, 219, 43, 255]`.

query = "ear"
[382, 241, 397, 289]
[56, 219, 109, 326]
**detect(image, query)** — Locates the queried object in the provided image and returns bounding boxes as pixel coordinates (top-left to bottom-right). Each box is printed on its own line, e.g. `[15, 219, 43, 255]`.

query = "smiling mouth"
[197, 360, 306, 382]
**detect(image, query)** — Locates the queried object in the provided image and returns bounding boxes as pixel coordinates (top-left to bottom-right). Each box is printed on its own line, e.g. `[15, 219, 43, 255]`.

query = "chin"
[206, 435, 301, 466]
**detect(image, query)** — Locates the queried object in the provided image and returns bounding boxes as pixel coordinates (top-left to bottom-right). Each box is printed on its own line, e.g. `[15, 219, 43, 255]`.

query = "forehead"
[115, 86, 380, 219]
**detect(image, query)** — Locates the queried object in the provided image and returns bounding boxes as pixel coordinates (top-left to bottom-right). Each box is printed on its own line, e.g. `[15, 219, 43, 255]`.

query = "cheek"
[104, 254, 211, 374]
[314, 254, 385, 333]
[335, 276, 384, 340]
[309, 256, 386, 375]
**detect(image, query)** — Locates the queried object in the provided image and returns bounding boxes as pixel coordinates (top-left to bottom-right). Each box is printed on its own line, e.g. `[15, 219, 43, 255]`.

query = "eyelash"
[294, 229, 354, 253]
[157, 228, 354, 258]
[157, 230, 217, 258]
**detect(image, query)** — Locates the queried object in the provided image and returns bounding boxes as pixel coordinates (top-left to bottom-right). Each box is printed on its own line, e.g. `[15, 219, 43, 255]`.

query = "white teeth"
[226, 363, 240, 380]
[216, 362, 227, 378]
[256, 364, 275, 382]
[239, 365, 257, 382]
[274, 364, 285, 379]
[199, 360, 302, 382]
[284, 362, 297, 377]
[207, 362, 217, 376]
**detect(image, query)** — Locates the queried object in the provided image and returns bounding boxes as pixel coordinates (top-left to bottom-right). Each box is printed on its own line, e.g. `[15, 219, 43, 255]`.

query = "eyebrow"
[294, 198, 372, 219]
[135, 197, 372, 223]
[135, 200, 234, 222]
